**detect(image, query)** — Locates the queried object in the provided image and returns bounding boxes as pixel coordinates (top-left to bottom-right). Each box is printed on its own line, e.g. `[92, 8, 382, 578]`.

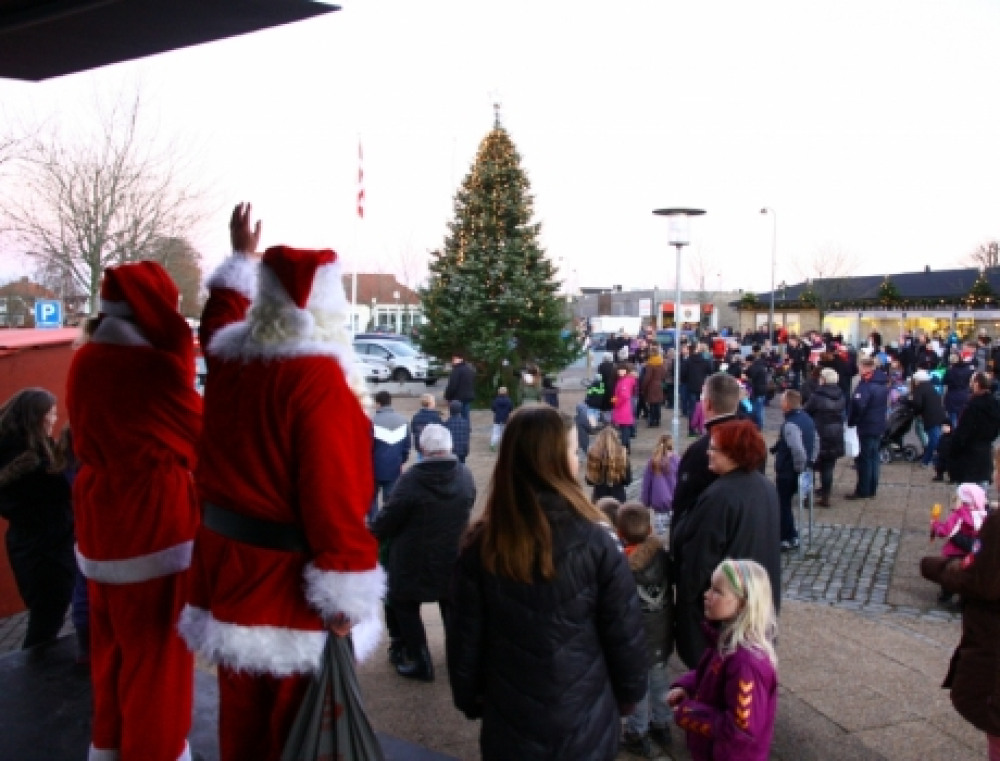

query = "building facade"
[572, 287, 741, 332]
[343, 274, 425, 334]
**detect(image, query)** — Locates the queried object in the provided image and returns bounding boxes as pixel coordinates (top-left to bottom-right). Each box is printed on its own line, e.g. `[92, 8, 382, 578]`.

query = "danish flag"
[357, 141, 365, 219]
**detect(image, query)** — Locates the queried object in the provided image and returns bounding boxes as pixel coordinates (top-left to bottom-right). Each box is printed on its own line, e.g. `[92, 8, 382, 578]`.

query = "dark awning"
[0, 0, 339, 82]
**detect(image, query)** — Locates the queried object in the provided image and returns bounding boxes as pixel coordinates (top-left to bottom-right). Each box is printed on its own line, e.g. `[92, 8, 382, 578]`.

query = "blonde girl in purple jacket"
[641, 434, 679, 536]
[667, 559, 778, 761]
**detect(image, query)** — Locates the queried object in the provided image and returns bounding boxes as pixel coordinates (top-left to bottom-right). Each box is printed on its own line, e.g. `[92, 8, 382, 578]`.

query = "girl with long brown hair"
[447, 405, 647, 760]
[586, 425, 632, 503]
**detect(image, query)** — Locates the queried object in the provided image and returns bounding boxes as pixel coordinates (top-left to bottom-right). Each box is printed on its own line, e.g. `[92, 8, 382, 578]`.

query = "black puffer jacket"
[907, 380, 947, 428]
[949, 393, 1000, 484]
[685, 354, 712, 395]
[447, 493, 647, 761]
[944, 363, 975, 416]
[803, 383, 845, 463]
[444, 360, 476, 403]
[372, 456, 475, 602]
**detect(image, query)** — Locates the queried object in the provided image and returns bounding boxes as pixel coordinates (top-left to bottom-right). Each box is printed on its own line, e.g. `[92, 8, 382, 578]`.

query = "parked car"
[358, 355, 392, 383]
[353, 338, 436, 385]
[354, 332, 414, 346]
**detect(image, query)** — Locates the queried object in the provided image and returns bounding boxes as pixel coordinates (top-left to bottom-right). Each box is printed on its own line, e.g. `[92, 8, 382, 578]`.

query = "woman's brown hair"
[481, 405, 605, 583]
[0, 388, 56, 461]
[586, 426, 628, 485]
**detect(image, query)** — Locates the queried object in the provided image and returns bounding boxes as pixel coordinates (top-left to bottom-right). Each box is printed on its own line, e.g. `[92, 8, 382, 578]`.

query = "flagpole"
[352, 138, 362, 334]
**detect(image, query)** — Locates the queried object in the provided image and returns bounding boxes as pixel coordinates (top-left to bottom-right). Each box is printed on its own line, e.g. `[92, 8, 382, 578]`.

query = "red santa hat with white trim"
[99, 261, 193, 363]
[256, 246, 347, 333]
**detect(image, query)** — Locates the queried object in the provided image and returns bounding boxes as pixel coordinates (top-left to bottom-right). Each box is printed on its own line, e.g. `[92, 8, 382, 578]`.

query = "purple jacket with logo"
[671, 623, 778, 761]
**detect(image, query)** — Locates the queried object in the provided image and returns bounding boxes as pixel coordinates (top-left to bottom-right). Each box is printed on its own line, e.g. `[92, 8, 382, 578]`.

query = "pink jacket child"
[611, 373, 636, 426]
[931, 483, 988, 559]
[671, 623, 778, 761]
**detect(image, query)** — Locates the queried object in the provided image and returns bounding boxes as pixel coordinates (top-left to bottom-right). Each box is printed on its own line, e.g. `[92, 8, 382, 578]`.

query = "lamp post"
[370, 296, 377, 331]
[761, 208, 777, 346]
[653, 207, 706, 445]
[393, 290, 400, 333]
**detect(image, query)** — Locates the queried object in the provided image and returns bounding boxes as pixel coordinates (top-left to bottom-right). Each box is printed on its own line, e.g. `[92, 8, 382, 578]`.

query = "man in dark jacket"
[684, 346, 711, 437]
[371, 390, 410, 522]
[948, 372, 1000, 484]
[372, 423, 475, 681]
[444, 352, 476, 420]
[786, 336, 809, 390]
[598, 352, 618, 418]
[907, 369, 947, 468]
[943, 355, 975, 428]
[803, 368, 845, 507]
[744, 350, 769, 430]
[846, 358, 889, 500]
[772, 390, 816, 551]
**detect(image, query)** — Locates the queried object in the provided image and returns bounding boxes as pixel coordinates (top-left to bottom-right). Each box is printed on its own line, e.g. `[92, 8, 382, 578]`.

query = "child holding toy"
[930, 483, 989, 604]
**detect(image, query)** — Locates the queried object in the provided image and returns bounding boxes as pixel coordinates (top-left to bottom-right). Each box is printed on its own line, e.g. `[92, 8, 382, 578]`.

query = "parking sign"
[34, 299, 62, 329]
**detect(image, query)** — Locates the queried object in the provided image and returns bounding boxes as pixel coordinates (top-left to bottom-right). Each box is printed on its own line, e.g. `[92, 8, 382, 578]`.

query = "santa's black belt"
[203, 503, 311, 554]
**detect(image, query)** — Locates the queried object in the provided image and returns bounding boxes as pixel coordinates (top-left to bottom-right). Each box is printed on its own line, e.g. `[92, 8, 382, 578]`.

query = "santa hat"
[256, 246, 345, 336]
[99, 262, 192, 362]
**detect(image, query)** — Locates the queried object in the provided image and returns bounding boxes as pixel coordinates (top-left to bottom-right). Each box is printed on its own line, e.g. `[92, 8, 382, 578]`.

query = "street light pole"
[653, 208, 706, 446]
[761, 207, 777, 347]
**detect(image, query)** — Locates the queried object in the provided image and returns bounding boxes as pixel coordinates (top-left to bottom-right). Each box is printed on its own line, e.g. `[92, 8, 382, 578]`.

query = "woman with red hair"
[671, 420, 782, 668]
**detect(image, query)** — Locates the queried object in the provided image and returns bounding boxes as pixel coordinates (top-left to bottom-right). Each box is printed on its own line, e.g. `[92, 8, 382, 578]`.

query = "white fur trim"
[91, 315, 152, 347]
[76, 542, 192, 584]
[302, 564, 385, 661]
[177, 605, 328, 676]
[89, 746, 119, 761]
[206, 253, 259, 300]
[177, 744, 191, 761]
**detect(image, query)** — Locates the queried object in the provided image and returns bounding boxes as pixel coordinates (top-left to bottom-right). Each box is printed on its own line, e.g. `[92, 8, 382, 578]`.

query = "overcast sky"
[2, 0, 999, 296]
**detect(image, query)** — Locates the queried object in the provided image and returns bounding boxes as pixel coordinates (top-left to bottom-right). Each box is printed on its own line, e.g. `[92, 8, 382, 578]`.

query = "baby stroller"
[879, 403, 919, 463]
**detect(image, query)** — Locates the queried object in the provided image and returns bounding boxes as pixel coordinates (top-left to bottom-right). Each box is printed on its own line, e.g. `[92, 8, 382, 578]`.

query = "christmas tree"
[877, 276, 902, 307]
[418, 114, 581, 405]
[966, 270, 996, 307]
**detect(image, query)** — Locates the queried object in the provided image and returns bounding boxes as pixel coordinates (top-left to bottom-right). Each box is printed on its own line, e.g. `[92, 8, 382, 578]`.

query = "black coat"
[944, 363, 975, 416]
[445, 361, 477, 403]
[685, 354, 711, 395]
[628, 535, 673, 668]
[803, 383, 846, 463]
[0, 437, 75, 615]
[908, 381, 947, 428]
[949, 393, 1000, 484]
[671, 469, 782, 669]
[447, 493, 647, 761]
[372, 456, 475, 602]
[745, 359, 768, 397]
[598, 360, 618, 412]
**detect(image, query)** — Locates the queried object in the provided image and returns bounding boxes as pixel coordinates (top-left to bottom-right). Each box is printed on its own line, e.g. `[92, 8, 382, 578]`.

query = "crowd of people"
[5, 204, 1000, 760]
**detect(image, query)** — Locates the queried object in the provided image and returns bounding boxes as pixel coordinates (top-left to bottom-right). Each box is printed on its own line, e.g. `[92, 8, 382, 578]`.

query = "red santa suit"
[66, 262, 203, 761]
[178, 248, 383, 761]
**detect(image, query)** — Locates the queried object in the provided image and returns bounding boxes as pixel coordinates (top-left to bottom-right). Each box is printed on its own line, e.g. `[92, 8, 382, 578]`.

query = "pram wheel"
[902, 445, 920, 462]
[879, 445, 893, 464]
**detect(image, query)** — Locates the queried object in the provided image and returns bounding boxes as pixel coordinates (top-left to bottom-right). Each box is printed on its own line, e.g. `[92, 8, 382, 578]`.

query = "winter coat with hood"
[627, 534, 674, 667]
[371, 454, 475, 602]
[641, 354, 667, 404]
[848, 369, 890, 438]
[803, 384, 845, 464]
[944, 362, 975, 416]
[447, 492, 647, 761]
[575, 403, 602, 453]
[949, 392, 1000, 484]
[641, 454, 679, 513]
[921, 510, 1000, 737]
[373, 406, 411, 482]
[444, 401, 471, 460]
[411, 407, 443, 453]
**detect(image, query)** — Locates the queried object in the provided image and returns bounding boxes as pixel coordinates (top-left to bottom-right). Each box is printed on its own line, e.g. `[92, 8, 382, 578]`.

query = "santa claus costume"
[67, 262, 203, 761]
[178, 239, 384, 761]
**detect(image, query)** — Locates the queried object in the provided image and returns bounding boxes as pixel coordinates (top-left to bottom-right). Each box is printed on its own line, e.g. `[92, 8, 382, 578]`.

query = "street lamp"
[653, 207, 706, 445]
[761, 208, 777, 346]
[370, 296, 377, 331]
[393, 290, 400, 333]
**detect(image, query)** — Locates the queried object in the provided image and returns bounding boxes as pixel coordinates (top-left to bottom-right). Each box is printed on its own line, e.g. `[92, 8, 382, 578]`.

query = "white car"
[353, 339, 434, 384]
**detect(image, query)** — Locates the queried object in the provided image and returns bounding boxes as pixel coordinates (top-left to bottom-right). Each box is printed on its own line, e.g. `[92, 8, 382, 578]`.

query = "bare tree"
[147, 237, 205, 317]
[686, 246, 723, 305]
[0, 90, 204, 309]
[793, 246, 860, 321]
[964, 240, 1000, 270]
